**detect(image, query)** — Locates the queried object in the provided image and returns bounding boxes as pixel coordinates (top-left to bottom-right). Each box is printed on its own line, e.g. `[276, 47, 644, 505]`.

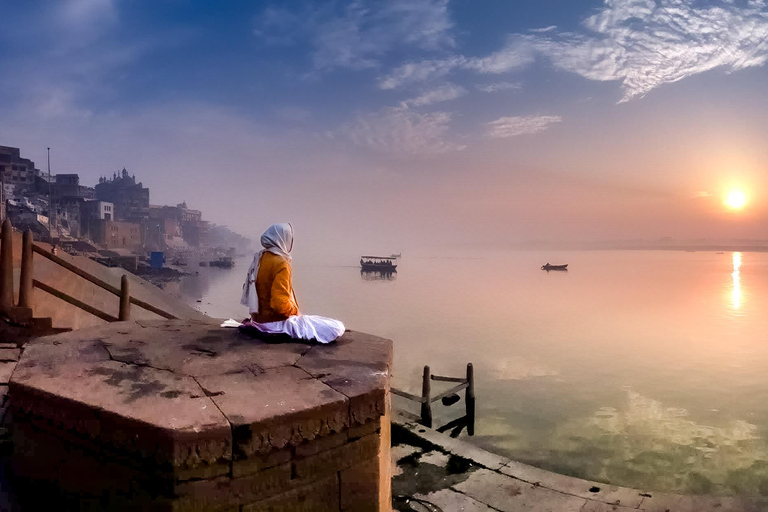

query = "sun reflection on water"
[732, 252, 741, 309]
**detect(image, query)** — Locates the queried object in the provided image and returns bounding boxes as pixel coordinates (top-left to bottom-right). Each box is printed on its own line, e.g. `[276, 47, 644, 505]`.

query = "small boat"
[541, 263, 568, 271]
[390, 253, 401, 258]
[360, 256, 397, 271]
[209, 256, 235, 268]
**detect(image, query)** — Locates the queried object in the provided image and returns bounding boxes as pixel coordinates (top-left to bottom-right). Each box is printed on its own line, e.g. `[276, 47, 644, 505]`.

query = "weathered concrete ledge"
[8, 319, 393, 511]
[392, 412, 768, 512]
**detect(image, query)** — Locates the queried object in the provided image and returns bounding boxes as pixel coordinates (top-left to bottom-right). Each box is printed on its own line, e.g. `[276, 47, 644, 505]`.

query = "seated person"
[241, 223, 344, 343]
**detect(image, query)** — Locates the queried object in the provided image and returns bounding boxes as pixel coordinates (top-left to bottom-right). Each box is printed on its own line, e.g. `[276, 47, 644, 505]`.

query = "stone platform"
[8, 319, 392, 511]
[391, 413, 768, 512]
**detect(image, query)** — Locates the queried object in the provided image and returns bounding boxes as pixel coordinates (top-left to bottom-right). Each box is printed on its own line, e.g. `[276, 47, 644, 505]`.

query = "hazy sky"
[2, 0, 768, 253]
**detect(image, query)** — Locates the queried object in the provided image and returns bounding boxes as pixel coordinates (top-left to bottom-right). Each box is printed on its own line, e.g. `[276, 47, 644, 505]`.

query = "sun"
[725, 190, 747, 210]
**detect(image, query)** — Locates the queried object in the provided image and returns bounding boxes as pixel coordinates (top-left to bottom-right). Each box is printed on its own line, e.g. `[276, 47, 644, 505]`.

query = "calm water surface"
[164, 250, 768, 495]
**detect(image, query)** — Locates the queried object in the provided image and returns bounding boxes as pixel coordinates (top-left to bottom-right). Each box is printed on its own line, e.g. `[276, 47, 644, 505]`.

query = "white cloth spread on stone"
[248, 316, 345, 344]
[240, 223, 294, 315]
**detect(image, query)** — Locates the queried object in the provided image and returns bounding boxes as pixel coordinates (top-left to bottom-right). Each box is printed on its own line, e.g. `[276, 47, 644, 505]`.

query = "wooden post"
[0, 219, 13, 312]
[466, 363, 475, 436]
[420, 365, 433, 428]
[119, 275, 130, 321]
[18, 230, 33, 308]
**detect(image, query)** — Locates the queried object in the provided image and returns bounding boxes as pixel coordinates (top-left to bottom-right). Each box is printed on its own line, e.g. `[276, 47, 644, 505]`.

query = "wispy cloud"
[255, 0, 454, 71]
[378, 0, 768, 101]
[476, 81, 521, 93]
[379, 56, 465, 89]
[402, 83, 466, 107]
[486, 115, 562, 138]
[379, 36, 534, 88]
[341, 107, 465, 154]
[465, 35, 537, 74]
[530, 25, 557, 33]
[538, 0, 768, 101]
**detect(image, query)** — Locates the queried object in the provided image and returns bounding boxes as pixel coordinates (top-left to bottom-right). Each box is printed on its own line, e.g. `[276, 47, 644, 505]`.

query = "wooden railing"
[0, 219, 176, 323]
[392, 363, 476, 437]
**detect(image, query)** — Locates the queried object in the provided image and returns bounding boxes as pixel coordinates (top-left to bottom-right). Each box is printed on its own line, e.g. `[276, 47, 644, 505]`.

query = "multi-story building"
[81, 200, 115, 241]
[145, 202, 207, 249]
[95, 168, 150, 222]
[0, 146, 40, 193]
[176, 202, 208, 247]
[53, 174, 95, 200]
[84, 201, 114, 221]
[92, 220, 143, 251]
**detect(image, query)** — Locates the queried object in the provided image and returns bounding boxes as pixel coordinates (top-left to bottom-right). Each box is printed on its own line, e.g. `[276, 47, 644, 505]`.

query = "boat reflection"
[360, 269, 397, 281]
[732, 252, 742, 309]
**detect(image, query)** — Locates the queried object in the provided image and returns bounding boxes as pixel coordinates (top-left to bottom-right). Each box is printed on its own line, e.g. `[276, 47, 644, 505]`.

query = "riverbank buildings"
[0, 146, 41, 195]
[95, 169, 150, 223]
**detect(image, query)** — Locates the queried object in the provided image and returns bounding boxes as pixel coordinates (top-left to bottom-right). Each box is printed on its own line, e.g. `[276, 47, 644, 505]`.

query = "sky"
[2, 0, 768, 254]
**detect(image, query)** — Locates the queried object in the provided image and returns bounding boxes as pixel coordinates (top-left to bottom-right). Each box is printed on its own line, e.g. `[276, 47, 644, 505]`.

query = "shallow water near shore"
[165, 249, 768, 495]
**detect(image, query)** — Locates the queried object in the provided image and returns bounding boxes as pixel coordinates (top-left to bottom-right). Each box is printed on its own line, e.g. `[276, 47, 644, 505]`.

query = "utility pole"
[47, 147, 54, 239]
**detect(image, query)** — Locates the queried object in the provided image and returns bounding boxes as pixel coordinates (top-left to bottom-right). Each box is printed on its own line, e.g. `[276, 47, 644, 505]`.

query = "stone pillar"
[0, 219, 13, 311]
[18, 230, 33, 309]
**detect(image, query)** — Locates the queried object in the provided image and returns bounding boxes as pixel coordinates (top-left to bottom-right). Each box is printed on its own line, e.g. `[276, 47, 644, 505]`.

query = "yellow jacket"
[253, 252, 299, 323]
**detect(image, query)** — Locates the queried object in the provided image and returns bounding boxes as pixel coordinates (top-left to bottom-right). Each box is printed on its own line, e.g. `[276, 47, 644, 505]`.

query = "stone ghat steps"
[392, 412, 768, 512]
[3, 230, 208, 331]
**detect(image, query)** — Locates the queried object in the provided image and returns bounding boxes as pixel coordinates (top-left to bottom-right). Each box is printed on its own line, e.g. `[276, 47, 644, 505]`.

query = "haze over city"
[2, 0, 768, 254]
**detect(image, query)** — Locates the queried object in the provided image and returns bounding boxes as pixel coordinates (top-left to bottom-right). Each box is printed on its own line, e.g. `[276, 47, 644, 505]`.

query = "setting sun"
[725, 190, 747, 210]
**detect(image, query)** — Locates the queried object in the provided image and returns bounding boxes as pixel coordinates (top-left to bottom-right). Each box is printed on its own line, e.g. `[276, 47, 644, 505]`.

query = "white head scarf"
[241, 223, 294, 314]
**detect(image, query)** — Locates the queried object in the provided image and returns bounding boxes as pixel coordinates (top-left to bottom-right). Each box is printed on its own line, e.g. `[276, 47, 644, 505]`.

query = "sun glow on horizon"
[732, 252, 742, 309]
[725, 190, 747, 210]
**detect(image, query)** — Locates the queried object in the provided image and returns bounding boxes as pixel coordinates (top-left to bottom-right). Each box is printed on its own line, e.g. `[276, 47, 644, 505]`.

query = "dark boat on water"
[360, 256, 397, 271]
[210, 256, 234, 268]
[541, 263, 568, 271]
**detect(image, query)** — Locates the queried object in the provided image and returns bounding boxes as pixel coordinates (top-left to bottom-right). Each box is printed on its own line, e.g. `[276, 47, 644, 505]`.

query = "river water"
[162, 249, 768, 495]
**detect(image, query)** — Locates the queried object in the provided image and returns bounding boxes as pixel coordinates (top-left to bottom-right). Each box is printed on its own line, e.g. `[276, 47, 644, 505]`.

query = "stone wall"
[8, 321, 393, 511]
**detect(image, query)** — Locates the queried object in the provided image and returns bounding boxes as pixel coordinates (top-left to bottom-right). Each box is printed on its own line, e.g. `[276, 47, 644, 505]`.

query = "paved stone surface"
[197, 366, 349, 457]
[297, 331, 393, 426]
[0, 350, 20, 362]
[455, 468, 588, 511]
[9, 320, 393, 478]
[501, 460, 644, 508]
[398, 417, 509, 471]
[0, 363, 15, 384]
[392, 413, 768, 512]
[414, 489, 496, 511]
[580, 501, 638, 511]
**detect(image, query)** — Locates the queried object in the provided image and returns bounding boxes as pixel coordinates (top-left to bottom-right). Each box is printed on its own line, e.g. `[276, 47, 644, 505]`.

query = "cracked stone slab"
[11, 358, 231, 469]
[414, 488, 496, 511]
[0, 363, 16, 384]
[398, 418, 510, 471]
[9, 320, 392, 483]
[500, 460, 645, 508]
[196, 366, 349, 458]
[0, 349, 21, 362]
[102, 326, 310, 377]
[296, 331, 393, 425]
[453, 468, 588, 512]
